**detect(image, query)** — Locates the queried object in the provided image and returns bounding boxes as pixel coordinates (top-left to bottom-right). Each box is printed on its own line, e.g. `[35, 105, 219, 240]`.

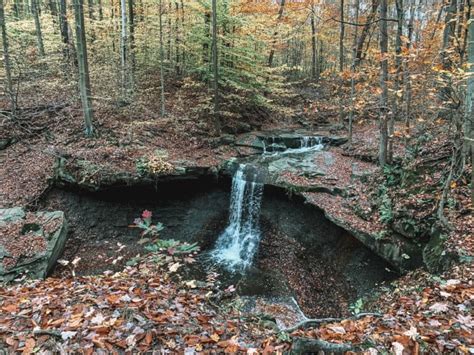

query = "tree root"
[33, 329, 62, 338]
[282, 312, 382, 333]
[291, 336, 356, 354]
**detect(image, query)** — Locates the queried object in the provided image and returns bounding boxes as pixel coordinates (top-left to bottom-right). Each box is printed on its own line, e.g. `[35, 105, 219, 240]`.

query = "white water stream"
[211, 165, 264, 272]
[263, 136, 324, 156]
[213, 136, 324, 272]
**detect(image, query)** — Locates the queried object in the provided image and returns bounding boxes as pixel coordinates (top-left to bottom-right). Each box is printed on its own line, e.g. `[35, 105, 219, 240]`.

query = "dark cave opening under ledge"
[38, 177, 399, 318]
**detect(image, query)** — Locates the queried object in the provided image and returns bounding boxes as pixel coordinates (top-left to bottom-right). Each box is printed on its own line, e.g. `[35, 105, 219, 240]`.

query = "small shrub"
[145, 239, 199, 255]
[131, 210, 164, 238]
[379, 185, 393, 225]
[136, 154, 174, 176]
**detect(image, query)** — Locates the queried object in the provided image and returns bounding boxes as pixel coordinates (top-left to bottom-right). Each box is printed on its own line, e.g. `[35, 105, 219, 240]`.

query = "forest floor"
[0, 80, 473, 353]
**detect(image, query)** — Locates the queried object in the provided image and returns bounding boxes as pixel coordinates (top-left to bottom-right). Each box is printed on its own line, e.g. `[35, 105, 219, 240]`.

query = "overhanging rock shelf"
[38, 131, 426, 275]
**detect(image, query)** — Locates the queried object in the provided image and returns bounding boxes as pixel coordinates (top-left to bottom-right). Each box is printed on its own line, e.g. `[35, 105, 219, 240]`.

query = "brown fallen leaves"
[292, 264, 473, 354]
[0, 247, 275, 353]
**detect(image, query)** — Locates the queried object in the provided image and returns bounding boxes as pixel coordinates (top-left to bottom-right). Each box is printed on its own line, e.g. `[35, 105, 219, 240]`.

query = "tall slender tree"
[180, 0, 185, 73]
[128, 0, 136, 80]
[159, 0, 165, 116]
[87, 0, 95, 20]
[389, 0, 404, 162]
[355, 0, 379, 65]
[203, 9, 210, 74]
[31, 0, 45, 57]
[465, 9, 473, 207]
[310, 2, 316, 79]
[211, 0, 218, 116]
[403, 0, 415, 127]
[175, 1, 180, 75]
[120, 0, 128, 98]
[442, 0, 457, 70]
[379, 0, 389, 166]
[73, 0, 94, 136]
[339, 0, 345, 71]
[348, 0, 360, 145]
[98, 0, 103, 20]
[0, 0, 15, 113]
[268, 0, 286, 67]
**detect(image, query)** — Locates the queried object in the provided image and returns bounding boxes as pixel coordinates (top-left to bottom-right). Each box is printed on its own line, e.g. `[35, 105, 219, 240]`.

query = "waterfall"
[212, 165, 264, 272]
[280, 136, 324, 154]
[300, 136, 311, 148]
[299, 136, 323, 151]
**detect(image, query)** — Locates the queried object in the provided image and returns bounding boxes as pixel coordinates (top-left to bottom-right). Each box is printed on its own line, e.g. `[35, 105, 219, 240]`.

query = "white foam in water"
[211, 165, 263, 272]
[283, 136, 324, 154]
[262, 136, 324, 156]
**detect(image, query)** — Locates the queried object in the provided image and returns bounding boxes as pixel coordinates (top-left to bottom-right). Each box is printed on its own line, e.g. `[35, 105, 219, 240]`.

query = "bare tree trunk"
[211, 0, 219, 119]
[98, 0, 103, 20]
[32, 0, 45, 57]
[316, 39, 323, 80]
[48, 0, 58, 16]
[120, 0, 128, 99]
[0, 0, 16, 113]
[349, 0, 360, 146]
[175, 0, 180, 75]
[442, 0, 457, 70]
[87, 0, 94, 20]
[159, 0, 165, 116]
[128, 0, 135, 86]
[268, 0, 286, 67]
[180, 0, 185, 73]
[48, 0, 58, 29]
[339, 0, 345, 71]
[203, 11, 210, 76]
[13, 0, 20, 19]
[355, 0, 379, 65]
[166, 0, 171, 62]
[460, 1, 471, 65]
[379, 0, 389, 166]
[403, 0, 415, 128]
[111, 0, 116, 52]
[59, 0, 73, 67]
[310, 2, 316, 79]
[73, 0, 94, 136]
[465, 8, 473, 208]
[389, 0, 404, 162]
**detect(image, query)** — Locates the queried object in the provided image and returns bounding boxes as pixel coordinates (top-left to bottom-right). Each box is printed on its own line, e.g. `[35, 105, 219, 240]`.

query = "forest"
[0, 0, 473, 353]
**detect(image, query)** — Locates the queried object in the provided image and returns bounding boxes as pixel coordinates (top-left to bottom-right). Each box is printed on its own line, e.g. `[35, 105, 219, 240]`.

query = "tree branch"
[329, 16, 398, 26]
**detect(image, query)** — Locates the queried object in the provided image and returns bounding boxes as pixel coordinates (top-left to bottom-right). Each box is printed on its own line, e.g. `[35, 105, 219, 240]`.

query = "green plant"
[145, 239, 199, 255]
[131, 210, 164, 238]
[350, 298, 365, 315]
[383, 164, 402, 187]
[379, 185, 393, 225]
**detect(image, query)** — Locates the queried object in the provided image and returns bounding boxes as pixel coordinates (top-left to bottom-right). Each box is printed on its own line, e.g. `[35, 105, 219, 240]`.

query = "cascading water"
[277, 136, 324, 155]
[296, 136, 324, 152]
[211, 165, 264, 272]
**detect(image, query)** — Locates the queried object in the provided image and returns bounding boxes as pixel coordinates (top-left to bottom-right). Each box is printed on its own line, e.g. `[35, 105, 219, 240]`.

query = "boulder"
[235, 134, 265, 150]
[0, 207, 68, 283]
